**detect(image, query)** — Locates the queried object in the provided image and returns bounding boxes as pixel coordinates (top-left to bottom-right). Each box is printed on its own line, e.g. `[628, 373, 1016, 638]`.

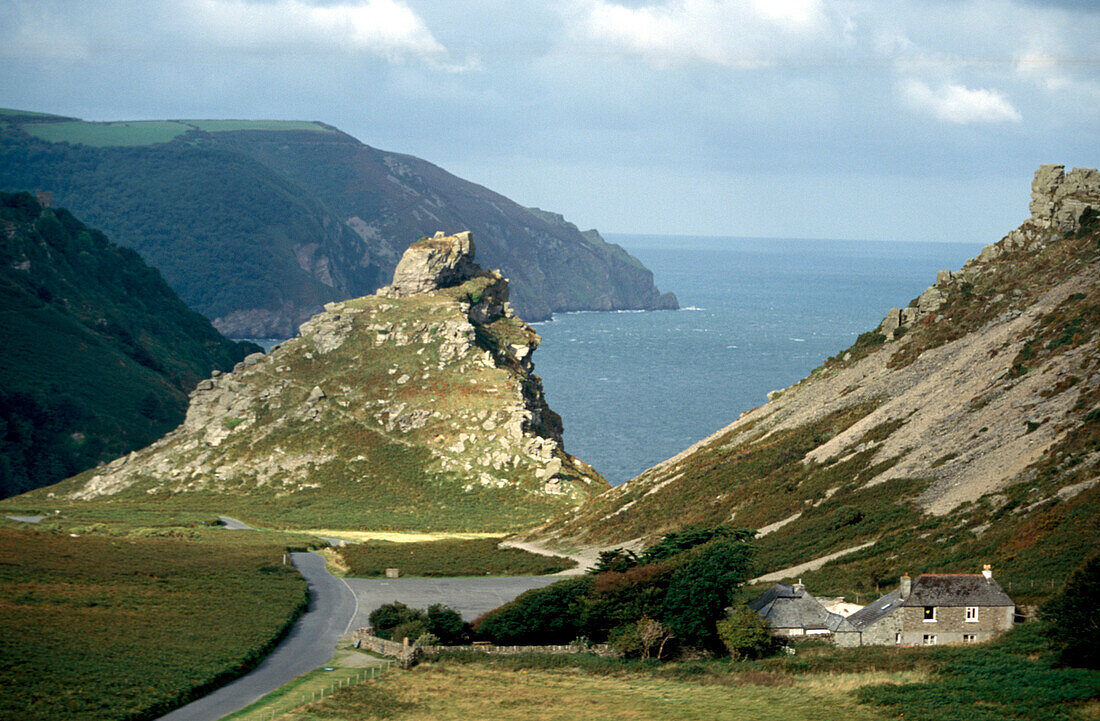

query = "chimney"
[982, 564, 993, 581]
[792, 578, 805, 595]
[900, 573, 912, 600]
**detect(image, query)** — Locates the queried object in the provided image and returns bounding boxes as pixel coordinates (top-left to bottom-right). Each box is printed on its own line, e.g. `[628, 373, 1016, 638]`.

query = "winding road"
[156, 552, 357, 721]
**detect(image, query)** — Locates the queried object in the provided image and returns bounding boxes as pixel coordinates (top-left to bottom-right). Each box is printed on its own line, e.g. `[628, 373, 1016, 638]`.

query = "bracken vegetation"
[338, 538, 576, 577]
[0, 525, 310, 721]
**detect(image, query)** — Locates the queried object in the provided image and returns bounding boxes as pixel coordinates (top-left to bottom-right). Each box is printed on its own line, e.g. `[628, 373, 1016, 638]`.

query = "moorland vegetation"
[0, 191, 257, 497]
[0, 520, 321, 721]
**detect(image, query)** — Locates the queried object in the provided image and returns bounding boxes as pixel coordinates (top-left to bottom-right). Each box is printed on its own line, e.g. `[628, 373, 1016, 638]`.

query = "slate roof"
[749, 583, 857, 633]
[846, 588, 904, 631]
[902, 574, 1015, 607]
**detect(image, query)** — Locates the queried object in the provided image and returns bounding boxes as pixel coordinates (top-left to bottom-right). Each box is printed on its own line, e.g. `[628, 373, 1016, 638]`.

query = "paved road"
[217, 515, 254, 530]
[156, 552, 357, 721]
[344, 576, 562, 628]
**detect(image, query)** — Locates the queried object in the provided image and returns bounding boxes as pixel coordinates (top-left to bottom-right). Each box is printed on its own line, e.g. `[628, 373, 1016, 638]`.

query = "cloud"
[901, 79, 1022, 124]
[188, 0, 445, 58]
[1, 0, 461, 67]
[573, 0, 832, 68]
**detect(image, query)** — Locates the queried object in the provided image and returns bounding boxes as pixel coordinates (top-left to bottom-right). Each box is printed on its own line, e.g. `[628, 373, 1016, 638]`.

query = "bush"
[1040, 556, 1100, 668]
[662, 538, 754, 648]
[474, 577, 592, 644]
[369, 602, 425, 640]
[716, 606, 772, 660]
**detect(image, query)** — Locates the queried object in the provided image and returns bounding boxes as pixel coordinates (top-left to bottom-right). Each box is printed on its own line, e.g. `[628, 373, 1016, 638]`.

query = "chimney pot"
[900, 573, 912, 600]
[982, 564, 993, 581]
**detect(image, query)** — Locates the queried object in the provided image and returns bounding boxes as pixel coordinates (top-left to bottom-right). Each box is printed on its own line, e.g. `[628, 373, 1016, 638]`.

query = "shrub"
[716, 606, 772, 660]
[662, 538, 754, 648]
[369, 602, 425, 640]
[474, 577, 592, 644]
[1040, 556, 1100, 668]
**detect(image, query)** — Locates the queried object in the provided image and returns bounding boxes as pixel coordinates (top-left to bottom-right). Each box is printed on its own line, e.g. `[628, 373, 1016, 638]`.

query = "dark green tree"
[1040, 556, 1100, 668]
[661, 537, 754, 648]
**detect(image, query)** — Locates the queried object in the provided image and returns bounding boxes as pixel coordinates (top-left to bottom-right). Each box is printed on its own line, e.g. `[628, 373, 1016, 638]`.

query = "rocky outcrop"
[379, 232, 482, 298]
[877, 164, 1100, 340]
[52, 234, 607, 531]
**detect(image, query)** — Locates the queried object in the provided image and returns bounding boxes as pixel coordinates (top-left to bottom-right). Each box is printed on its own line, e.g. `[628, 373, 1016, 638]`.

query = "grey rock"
[379, 231, 482, 297]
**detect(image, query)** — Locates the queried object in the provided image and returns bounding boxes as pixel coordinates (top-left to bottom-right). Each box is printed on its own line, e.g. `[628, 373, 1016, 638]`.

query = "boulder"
[379, 231, 482, 297]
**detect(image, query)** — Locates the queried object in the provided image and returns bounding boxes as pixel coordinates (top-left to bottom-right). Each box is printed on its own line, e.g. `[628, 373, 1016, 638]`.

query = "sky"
[1, 0, 1097, 243]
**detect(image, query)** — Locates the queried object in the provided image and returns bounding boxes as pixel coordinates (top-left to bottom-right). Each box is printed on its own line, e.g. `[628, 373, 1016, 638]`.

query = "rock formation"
[379, 232, 484, 298]
[877, 164, 1100, 340]
[46, 233, 607, 531]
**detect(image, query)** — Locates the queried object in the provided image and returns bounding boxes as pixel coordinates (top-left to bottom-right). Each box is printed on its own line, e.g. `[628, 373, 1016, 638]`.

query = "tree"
[717, 606, 772, 660]
[425, 603, 465, 645]
[368, 602, 425, 640]
[637, 617, 674, 660]
[591, 548, 640, 574]
[662, 537, 754, 648]
[1040, 556, 1100, 668]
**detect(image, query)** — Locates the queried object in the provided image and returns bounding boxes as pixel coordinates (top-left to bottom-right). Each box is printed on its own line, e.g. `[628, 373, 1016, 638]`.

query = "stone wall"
[354, 629, 620, 667]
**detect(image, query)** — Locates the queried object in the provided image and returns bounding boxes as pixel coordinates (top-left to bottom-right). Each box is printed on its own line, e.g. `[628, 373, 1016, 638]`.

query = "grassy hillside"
[6, 250, 608, 531]
[525, 167, 1100, 604]
[0, 192, 257, 497]
[0, 522, 314, 721]
[0, 109, 675, 337]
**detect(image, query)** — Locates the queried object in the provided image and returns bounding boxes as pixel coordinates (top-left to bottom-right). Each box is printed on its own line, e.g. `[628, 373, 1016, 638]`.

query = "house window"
[895, 633, 901, 645]
[923, 606, 936, 622]
[923, 634, 937, 645]
[963, 634, 976, 643]
[966, 607, 978, 622]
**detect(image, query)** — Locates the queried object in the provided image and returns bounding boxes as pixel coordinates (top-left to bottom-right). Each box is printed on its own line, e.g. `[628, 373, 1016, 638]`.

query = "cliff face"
[34, 233, 608, 532]
[0, 110, 677, 337]
[0, 192, 257, 498]
[524, 165, 1100, 601]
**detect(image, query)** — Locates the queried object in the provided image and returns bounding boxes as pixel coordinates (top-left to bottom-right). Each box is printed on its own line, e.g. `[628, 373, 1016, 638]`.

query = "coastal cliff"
[524, 164, 1100, 601]
[0, 110, 677, 337]
[32, 232, 608, 531]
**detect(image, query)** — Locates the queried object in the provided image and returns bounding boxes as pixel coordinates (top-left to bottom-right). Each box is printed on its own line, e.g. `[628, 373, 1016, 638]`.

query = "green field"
[0, 524, 316, 721]
[184, 119, 333, 133]
[23, 120, 191, 146]
[336, 537, 576, 577]
[18, 118, 332, 147]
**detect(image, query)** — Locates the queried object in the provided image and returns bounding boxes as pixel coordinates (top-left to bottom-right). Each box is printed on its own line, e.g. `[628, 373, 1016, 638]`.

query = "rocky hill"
[21, 232, 608, 531]
[0, 109, 676, 337]
[523, 164, 1100, 602]
[0, 191, 257, 498]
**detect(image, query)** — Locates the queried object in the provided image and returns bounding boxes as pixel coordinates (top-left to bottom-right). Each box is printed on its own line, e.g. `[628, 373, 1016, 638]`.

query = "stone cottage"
[749, 581, 859, 643]
[846, 565, 1015, 646]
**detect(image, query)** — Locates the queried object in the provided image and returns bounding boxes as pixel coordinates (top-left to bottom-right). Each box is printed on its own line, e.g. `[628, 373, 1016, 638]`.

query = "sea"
[248, 235, 985, 487]
[530, 235, 984, 486]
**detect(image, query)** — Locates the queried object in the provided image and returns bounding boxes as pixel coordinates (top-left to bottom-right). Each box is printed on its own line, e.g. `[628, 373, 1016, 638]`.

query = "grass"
[23, 120, 191, 146]
[0, 525, 310, 721]
[337, 537, 576, 577]
[182, 119, 333, 133]
[278, 659, 906, 721]
[221, 643, 396, 721]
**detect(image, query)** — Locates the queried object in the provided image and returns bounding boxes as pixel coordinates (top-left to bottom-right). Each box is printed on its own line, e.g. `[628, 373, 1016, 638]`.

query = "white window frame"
[923, 606, 937, 622]
[965, 606, 979, 622]
[923, 634, 937, 645]
[963, 634, 976, 643]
